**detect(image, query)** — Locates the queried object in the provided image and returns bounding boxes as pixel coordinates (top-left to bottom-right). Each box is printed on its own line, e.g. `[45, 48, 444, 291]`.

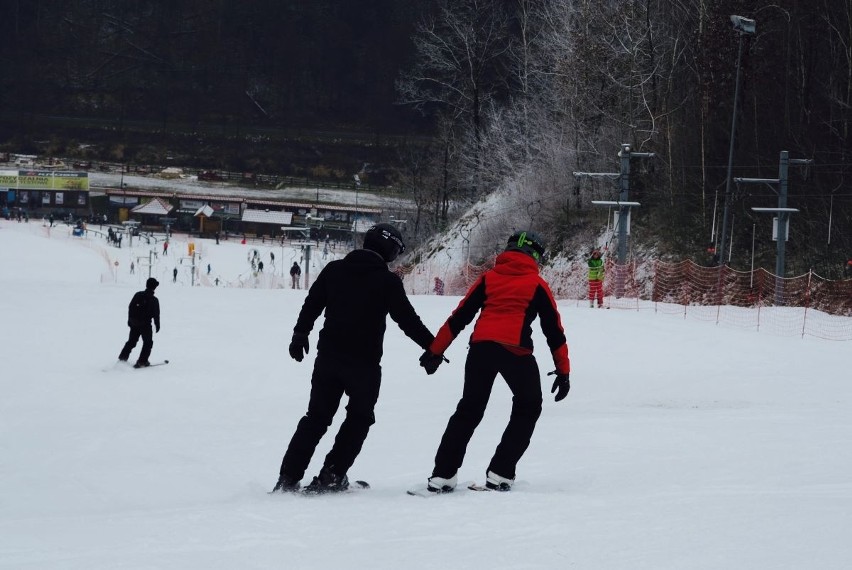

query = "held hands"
[548, 370, 570, 402]
[289, 332, 310, 362]
[419, 350, 445, 375]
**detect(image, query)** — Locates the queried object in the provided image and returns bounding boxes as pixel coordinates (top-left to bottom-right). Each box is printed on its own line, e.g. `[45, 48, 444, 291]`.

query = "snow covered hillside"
[0, 219, 849, 569]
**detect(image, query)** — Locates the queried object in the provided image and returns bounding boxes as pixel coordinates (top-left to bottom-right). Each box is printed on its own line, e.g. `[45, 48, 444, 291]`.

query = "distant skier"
[290, 262, 301, 289]
[258, 260, 264, 273]
[418, 230, 571, 493]
[433, 277, 445, 296]
[587, 249, 605, 308]
[118, 277, 161, 368]
[173, 267, 178, 283]
[163, 240, 169, 255]
[130, 261, 135, 274]
[271, 224, 435, 494]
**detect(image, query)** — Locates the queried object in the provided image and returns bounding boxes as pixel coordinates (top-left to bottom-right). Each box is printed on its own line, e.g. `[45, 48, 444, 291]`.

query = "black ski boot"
[303, 466, 349, 494]
[133, 361, 150, 369]
[270, 474, 300, 493]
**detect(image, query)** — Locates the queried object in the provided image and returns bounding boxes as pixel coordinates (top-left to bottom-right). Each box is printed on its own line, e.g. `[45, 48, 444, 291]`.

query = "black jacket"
[128, 289, 160, 329]
[293, 249, 433, 363]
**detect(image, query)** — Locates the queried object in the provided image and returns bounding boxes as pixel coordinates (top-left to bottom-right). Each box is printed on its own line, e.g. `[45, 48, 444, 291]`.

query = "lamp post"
[717, 15, 756, 266]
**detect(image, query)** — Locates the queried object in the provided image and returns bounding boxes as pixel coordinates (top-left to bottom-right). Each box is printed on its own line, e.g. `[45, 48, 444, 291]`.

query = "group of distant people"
[118, 223, 576, 495]
[107, 227, 123, 248]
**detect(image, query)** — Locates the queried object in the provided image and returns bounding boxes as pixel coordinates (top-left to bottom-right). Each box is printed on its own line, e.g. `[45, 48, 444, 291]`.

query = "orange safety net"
[405, 256, 852, 341]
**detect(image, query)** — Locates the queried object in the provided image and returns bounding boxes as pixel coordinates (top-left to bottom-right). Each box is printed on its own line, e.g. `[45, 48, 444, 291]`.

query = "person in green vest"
[587, 249, 604, 308]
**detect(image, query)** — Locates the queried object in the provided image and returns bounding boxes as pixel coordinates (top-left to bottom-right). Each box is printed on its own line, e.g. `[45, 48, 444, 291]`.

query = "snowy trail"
[0, 219, 849, 569]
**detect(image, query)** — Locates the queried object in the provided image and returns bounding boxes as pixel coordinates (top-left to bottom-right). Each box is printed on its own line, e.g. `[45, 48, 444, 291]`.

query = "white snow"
[0, 219, 849, 569]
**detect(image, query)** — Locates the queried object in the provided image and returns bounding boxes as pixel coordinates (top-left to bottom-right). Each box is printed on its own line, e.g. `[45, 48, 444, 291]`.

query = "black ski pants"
[432, 341, 543, 480]
[280, 356, 381, 481]
[118, 324, 153, 363]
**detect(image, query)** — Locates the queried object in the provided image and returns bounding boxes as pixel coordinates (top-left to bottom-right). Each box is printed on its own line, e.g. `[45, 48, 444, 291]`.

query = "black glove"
[155, 324, 160, 333]
[419, 350, 444, 375]
[289, 332, 309, 362]
[548, 371, 570, 402]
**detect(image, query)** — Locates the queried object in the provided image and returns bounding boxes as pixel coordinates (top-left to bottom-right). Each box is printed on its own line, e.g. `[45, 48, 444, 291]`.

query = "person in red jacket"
[419, 230, 571, 492]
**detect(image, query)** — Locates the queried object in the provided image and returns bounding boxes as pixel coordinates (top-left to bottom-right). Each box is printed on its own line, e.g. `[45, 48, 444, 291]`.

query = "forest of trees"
[1, 0, 850, 276]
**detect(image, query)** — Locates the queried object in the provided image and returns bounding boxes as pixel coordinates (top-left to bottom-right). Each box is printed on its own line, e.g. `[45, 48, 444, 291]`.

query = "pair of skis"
[269, 480, 500, 497]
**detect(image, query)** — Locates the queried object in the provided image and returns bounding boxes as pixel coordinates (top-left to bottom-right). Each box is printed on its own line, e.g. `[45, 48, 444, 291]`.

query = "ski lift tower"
[281, 213, 324, 289]
[736, 149, 812, 304]
[574, 143, 654, 297]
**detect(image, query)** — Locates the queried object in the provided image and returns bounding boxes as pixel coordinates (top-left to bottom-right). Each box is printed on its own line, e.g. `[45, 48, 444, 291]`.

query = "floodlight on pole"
[717, 15, 756, 267]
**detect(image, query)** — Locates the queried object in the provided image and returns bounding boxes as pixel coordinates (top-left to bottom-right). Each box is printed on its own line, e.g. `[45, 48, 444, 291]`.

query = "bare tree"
[397, 0, 514, 201]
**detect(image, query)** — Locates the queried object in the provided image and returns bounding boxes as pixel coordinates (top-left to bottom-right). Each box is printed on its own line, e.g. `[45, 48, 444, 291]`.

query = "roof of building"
[131, 197, 174, 216]
[194, 205, 215, 217]
[241, 209, 294, 226]
[102, 188, 382, 214]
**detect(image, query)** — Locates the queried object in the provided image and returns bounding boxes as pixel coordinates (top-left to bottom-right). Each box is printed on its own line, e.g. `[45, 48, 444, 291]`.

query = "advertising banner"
[51, 171, 89, 190]
[18, 171, 53, 190]
[0, 170, 90, 191]
[0, 170, 16, 187]
[109, 196, 139, 205]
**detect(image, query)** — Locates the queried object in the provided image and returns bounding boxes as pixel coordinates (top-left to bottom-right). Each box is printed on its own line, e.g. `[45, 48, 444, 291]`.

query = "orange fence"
[397, 257, 852, 341]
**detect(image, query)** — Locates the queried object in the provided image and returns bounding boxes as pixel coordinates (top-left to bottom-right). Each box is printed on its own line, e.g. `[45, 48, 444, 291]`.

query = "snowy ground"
[0, 218, 850, 569]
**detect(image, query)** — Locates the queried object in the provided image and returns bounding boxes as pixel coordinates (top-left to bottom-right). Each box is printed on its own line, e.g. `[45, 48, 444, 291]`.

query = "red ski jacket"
[429, 251, 570, 374]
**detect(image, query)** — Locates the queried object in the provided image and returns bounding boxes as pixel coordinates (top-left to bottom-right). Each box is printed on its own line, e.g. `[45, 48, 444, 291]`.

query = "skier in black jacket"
[272, 223, 435, 494]
[118, 277, 161, 368]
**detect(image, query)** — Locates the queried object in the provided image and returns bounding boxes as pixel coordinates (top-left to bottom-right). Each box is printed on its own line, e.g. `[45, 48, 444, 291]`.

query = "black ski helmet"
[364, 223, 406, 262]
[505, 230, 546, 262]
[146, 277, 159, 290]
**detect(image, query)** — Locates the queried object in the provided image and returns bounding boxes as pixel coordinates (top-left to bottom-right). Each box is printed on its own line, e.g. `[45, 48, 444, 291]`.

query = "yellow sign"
[51, 171, 89, 190]
[3, 170, 91, 190]
[18, 172, 52, 189]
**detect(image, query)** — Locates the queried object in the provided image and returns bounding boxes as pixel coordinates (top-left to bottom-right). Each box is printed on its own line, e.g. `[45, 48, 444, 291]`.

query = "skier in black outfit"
[272, 223, 435, 494]
[289, 262, 301, 289]
[118, 277, 161, 368]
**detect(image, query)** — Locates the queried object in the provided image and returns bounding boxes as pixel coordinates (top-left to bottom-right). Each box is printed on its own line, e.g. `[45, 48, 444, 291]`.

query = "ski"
[134, 360, 169, 369]
[407, 486, 449, 498]
[406, 481, 474, 497]
[468, 481, 523, 492]
[268, 479, 369, 496]
[300, 479, 370, 496]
